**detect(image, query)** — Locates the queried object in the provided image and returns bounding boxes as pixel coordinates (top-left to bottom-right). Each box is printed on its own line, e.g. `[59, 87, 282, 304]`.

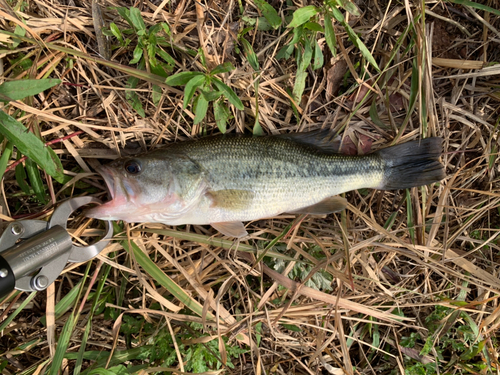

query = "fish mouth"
[96, 165, 116, 200]
[86, 165, 122, 220]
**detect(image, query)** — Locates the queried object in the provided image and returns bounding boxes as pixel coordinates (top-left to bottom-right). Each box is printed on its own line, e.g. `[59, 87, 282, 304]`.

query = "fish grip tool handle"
[0, 197, 112, 298]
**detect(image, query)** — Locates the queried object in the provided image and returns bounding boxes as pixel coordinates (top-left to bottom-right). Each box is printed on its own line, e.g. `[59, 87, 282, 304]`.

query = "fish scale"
[86, 132, 445, 237]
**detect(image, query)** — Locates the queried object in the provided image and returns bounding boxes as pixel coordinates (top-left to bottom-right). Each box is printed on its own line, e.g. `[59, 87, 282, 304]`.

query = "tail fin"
[377, 137, 445, 190]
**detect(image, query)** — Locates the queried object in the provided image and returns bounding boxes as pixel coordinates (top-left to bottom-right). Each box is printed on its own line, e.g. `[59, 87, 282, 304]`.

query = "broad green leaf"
[338, 0, 361, 16]
[152, 84, 162, 105]
[0, 111, 64, 182]
[129, 7, 146, 32]
[165, 71, 205, 86]
[212, 77, 244, 110]
[211, 62, 235, 75]
[303, 21, 323, 32]
[109, 23, 124, 44]
[125, 76, 145, 117]
[193, 94, 209, 124]
[26, 158, 46, 203]
[324, 12, 337, 56]
[214, 100, 231, 133]
[183, 74, 206, 108]
[242, 16, 273, 31]
[129, 45, 143, 64]
[288, 6, 320, 28]
[117, 7, 132, 26]
[254, 0, 282, 29]
[276, 43, 294, 59]
[0, 79, 61, 102]
[0, 142, 13, 182]
[200, 89, 222, 101]
[330, 6, 345, 22]
[240, 38, 259, 71]
[342, 22, 380, 72]
[156, 49, 175, 69]
[312, 39, 324, 70]
[292, 37, 313, 102]
[161, 22, 171, 35]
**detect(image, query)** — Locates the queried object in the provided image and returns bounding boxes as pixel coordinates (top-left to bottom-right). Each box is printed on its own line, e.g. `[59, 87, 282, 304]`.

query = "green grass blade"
[0, 110, 64, 182]
[0, 141, 13, 182]
[0, 292, 36, 331]
[48, 314, 76, 375]
[25, 158, 47, 204]
[121, 239, 213, 319]
[446, 0, 500, 17]
[40, 280, 83, 326]
[0, 79, 61, 102]
[240, 38, 259, 71]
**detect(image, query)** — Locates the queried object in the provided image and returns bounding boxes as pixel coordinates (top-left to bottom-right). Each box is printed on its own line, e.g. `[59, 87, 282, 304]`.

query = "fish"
[86, 131, 445, 237]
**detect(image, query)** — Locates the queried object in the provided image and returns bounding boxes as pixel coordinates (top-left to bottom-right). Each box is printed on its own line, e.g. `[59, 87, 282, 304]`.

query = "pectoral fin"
[211, 221, 248, 238]
[289, 196, 347, 215]
[207, 189, 254, 210]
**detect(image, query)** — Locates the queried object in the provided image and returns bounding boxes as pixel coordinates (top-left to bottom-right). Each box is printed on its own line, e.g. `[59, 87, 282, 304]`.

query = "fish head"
[86, 155, 181, 222]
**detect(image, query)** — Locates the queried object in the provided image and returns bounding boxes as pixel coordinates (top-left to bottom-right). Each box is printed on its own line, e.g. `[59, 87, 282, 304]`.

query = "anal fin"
[289, 196, 347, 215]
[211, 221, 248, 238]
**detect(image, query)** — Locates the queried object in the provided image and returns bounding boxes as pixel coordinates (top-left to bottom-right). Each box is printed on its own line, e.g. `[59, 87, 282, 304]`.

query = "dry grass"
[1, 0, 500, 374]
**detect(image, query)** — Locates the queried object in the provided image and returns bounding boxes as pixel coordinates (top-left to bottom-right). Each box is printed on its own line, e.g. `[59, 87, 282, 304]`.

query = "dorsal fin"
[274, 129, 341, 154]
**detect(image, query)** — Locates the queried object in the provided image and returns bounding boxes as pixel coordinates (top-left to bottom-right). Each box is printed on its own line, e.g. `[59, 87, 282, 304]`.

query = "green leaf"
[165, 71, 205, 86]
[276, 43, 295, 60]
[129, 7, 146, 32]
[210, 62, 235, 75]
[324, 12, 337, 56]
[342, 22, 380, 72]
[0, 111, 64, 182]
[117, 7, 133, 27]
[303, 21, 323, 32]
[213, 100, 231, 133]
[212, 77, 244, 110]
[338, 0, 361, 16]
[152, 84, 162, 105]
[109, 23, 124, 45]
[125, 76, 145, 117]
[129, 45, 143, 64]
[312, 39, 324, 70]
[369, 99, 389, 129]
[183, 75, 206, 108]
[288, 6, 320, 28]
[200, 89, 222, 101]
[49, 314, 76, 375]
[15, 163, 31, 195]
[193, 94, 209, 124]
[240, 38, 259, 71]
[0, 79, 61, 102]
[330, 6, 345, 22]
[156, 49, 175, 70]
[292, 38, 313, 102]
[254, 0, 282, 29]
[26, 158, 46, 203]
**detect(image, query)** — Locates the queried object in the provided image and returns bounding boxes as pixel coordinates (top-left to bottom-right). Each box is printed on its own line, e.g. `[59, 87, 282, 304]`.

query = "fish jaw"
[86, 165, 143, 221]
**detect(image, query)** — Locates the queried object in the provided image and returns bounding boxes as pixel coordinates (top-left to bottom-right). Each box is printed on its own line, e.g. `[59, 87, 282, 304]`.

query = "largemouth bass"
[86, 131, 445, 237]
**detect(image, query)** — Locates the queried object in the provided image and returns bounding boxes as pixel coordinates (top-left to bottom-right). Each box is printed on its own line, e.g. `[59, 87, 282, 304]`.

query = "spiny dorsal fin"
[274, 129, 341, 154]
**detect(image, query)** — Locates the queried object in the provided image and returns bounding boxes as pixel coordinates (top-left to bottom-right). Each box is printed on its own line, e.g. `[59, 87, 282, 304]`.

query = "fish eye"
[124, 160, 142, 175]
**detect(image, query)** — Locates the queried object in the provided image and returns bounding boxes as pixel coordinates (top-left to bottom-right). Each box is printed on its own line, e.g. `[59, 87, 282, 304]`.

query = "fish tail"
[376, 137, 445, 190]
